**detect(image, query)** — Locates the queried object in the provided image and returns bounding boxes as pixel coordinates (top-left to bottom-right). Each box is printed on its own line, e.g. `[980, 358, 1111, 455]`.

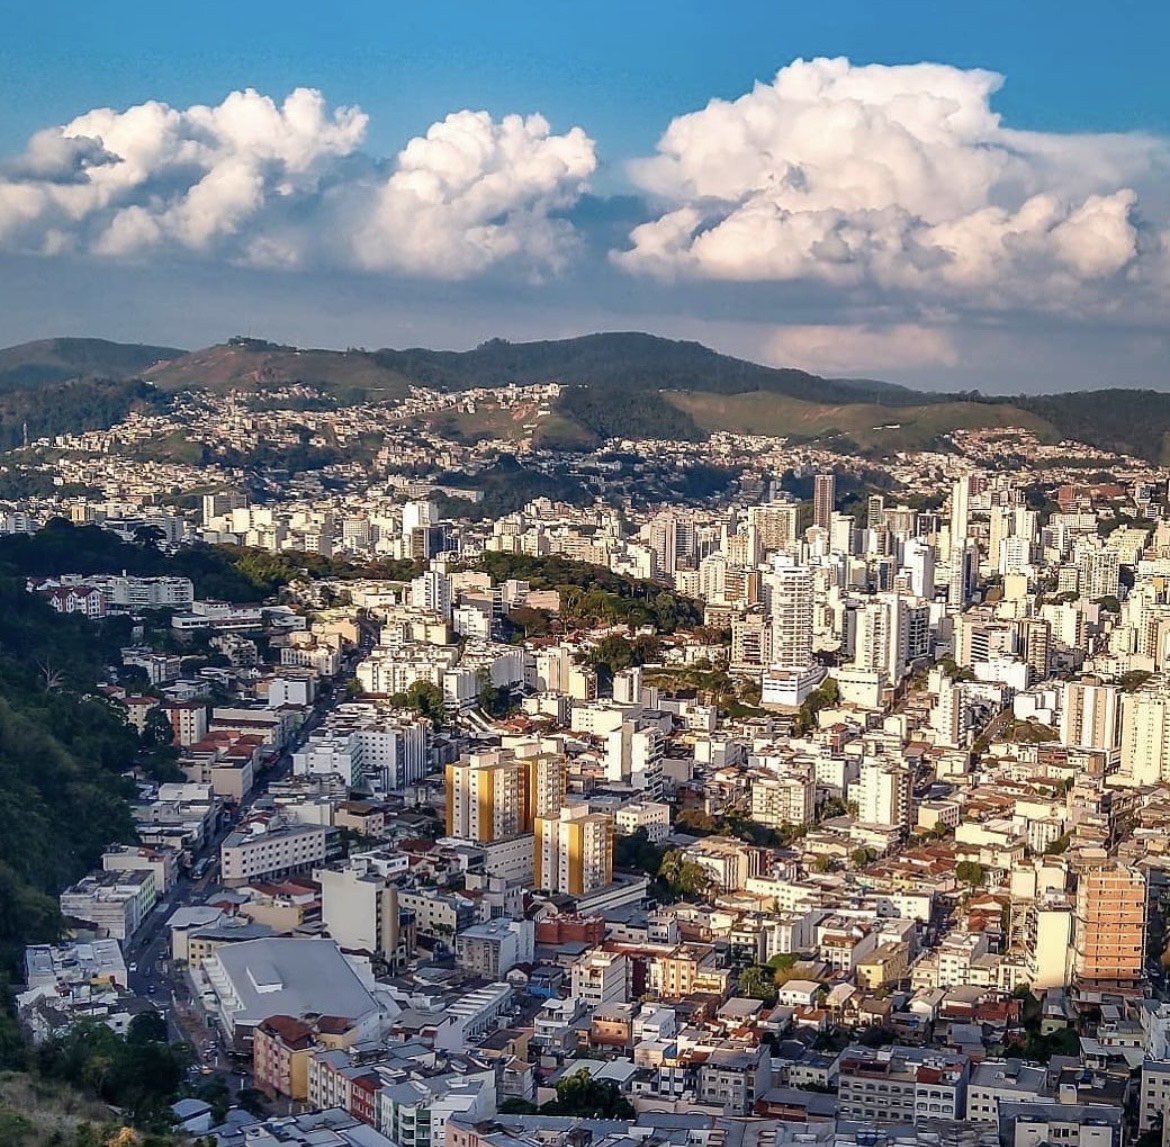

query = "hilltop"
[143, 336, 414, 399]
[371, 332, 927, 404]
[0, 337, 183, 392]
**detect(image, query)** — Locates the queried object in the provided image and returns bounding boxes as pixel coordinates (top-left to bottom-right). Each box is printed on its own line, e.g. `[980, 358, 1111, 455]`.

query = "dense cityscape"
[4, 1, 1170, 1144]
[0, 357, 1169, 1147]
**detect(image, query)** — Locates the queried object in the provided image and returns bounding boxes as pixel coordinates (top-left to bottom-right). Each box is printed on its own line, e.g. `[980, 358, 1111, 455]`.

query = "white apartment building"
[220, 819, 330, 886]
[535, 804, 613, 895]
[614, 800, 671, 843]
[571, 950, 629, 1006]
[1120, 684, 1170, 784]
[59, 869, 157, 941]
[606, 722, 664, 796]
[855, 760, 912, 830]
[315, 859, 403, 960]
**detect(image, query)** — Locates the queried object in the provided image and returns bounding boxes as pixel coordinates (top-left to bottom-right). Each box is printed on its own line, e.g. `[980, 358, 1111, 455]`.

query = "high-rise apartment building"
[1120, 686, 1170, 785]
[748, 500, 800, 555]
[445, 750, 566, 842]
[765, 563, 814, 671]
[315, 860, 403, 962]
[947, 474, 975, 610]
[901, 538, 936, 600]
[855, 760, 912, 831]
[410, 570, 453, 620]
[535, 805, 613, 895]
[1073, 862, 1146, 996]
[1016, 618, 1052, 683]
[750, 770, 816, 827]
[606, 723, 664, 797]
[813, 473, 836, 533]
[1059, 680, 1121, 751]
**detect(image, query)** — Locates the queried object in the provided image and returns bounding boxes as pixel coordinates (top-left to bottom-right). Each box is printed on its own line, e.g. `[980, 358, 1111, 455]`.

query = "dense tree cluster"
[477, 552, 702, 634]
[0, 520, 421, 605]
[1010, 389, 1170, 464]
[433, 455, 590, 520]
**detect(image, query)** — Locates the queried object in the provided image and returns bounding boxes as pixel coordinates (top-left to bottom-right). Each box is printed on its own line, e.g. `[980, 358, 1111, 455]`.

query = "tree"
[391, 680, 445, 726]
[738, 965, 777, 1003]
[1119, 670, 1153, 693]
[237, 1088, 267, 1116]
[818, 797, 848, 821]
[141, 707, 174, 750]
[541, 1067, 635, 1119]
[126, 1010, 168, 1045]
[658, 849, 716, 901]
[850, 847, 876, 868]
[614, 828, 664, 876]
[794, 677, 840, 735]
[195, 1075, 231, 1124]
[956, 860, 985, 887]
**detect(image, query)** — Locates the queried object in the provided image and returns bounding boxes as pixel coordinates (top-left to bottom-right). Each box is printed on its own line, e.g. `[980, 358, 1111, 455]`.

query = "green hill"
[666, 391, 1060, 453]
[0, 338, 183, 392]
[373, 332, 928, 404]
[143, 337, 413, 399]
[1009, 390, 1170, 466]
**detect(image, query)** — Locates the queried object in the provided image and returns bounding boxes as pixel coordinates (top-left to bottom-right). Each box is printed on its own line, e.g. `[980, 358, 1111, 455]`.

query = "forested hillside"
[374, 332, 926, 403]
[0, 378, 166, 451]
[0, 576, 140, 974]
[1011, 390, 1170, 465]
[0, 338, 182, 391]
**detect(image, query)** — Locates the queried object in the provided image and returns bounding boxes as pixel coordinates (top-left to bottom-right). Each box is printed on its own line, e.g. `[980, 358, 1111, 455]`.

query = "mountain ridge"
[0, 332, 1167, 461]
[0, 337, 184, 392]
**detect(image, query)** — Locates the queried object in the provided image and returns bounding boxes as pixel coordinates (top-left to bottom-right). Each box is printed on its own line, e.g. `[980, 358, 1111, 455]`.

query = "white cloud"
[0, 89, 595, 279]
[764, 323, 960, 374]
[352, 110, 596, 278]
[616, 57, 1168, 316]
[0, 89, 367, 259]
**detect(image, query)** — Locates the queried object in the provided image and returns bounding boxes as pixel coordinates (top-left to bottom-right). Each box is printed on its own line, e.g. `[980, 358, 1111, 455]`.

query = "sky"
[1, 0, 1169, 392]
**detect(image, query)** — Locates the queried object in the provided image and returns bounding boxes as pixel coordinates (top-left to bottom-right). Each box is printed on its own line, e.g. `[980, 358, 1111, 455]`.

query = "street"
[125, 668, 352, 1091]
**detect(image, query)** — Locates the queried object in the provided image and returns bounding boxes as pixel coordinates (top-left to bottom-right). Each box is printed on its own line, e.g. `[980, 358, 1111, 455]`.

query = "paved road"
[126, 661, 358, 1085]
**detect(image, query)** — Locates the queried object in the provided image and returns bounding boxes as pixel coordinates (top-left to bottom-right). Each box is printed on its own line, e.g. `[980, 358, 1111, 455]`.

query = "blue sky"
[0, 0, 1168, 390]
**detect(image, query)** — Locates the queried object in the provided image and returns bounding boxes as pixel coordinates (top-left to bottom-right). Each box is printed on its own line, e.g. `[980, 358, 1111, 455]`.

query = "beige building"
[1059, 680, 1121, 751]
[534, 804, 613, 896]
[316, 861, 403, 961]
[855, 942, 910, 990]
[750, 769, 816, 827]
[571, 950, 629, 1006]
[445, 749, 566, 842]
[1120, 685, 1170, 784]
[648, 943, 732, 999]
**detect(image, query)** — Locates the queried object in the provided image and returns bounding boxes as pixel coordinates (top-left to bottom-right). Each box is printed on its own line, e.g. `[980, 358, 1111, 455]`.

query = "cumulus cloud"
[0, 89, 596, 278]
[352, 111, 596, 278]
[616, 57, 1169, 315]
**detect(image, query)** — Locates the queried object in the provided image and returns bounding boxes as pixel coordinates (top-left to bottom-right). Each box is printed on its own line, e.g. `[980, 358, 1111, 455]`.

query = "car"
[128, 962, 137, 973]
